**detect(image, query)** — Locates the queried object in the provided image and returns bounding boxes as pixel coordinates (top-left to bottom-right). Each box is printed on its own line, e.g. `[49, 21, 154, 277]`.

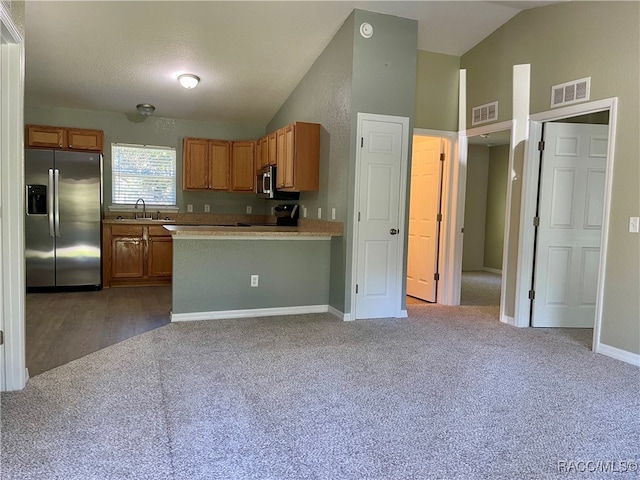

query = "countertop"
[103, 216, 343, 238]
[163, 224, 342, 238]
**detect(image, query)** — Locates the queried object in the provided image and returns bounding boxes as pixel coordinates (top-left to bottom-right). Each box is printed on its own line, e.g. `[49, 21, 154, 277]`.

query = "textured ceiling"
[24, 1, 558, 127]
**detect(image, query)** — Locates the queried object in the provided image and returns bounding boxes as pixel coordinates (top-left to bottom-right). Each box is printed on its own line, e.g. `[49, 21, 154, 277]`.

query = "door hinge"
[361, 137, 364, 148]
[356, 284, 359, 294]
[440, 153, 445, 162]
[538, 140, 545, 151]
[0, 330, 3, 346]
[533, 216, 540, 227]
[528, 290, 535, 300]
[434, 273, 440, 281]
[358, 212, 361, 222]
[436, 213, 443, 222]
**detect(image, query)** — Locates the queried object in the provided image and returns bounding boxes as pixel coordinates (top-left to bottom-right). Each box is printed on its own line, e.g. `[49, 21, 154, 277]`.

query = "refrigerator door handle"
[48, 168, 55, 237]
[54, 169, 60, 237]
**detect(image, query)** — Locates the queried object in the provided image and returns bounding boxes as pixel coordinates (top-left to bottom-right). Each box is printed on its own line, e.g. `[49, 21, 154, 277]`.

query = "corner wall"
[268, 9, 418, 314]
[461, 1, 640, 355]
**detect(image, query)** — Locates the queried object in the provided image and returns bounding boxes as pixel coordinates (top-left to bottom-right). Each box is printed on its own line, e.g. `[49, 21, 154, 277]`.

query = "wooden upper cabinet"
[26, 125, 103, 152]
[26, 125, 66, 149]
[67, 128, 103, 152]
[209, 141, 230, 190]
[276, 128, 286, 188]
[275, 122, 320, 192]
[183, 138, 209, 190]
[255, 137, 263, 173]
[283, 124, 295, 189]
[267, 132, 277, 166]
[231, 141, 255, 192]
[260, 136, 269, 169]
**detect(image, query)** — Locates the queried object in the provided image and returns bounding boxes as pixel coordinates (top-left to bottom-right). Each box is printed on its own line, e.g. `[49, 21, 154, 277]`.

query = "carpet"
[2, 306, 638, 479]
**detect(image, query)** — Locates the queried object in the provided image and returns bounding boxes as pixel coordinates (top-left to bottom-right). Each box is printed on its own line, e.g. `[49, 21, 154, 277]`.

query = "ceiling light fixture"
[178, 74, 200, 89]
[136, 103, 155, 116]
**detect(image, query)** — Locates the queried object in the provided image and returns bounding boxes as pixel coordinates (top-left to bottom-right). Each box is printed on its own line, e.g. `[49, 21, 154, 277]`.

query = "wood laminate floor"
[26, 286, 172, 377]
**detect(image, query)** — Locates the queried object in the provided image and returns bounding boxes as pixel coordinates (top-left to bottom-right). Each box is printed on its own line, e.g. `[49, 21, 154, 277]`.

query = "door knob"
[390, 228, 398, 235]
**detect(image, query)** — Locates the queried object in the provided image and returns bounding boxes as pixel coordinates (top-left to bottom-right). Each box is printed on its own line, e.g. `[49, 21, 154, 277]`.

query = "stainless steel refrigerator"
[25, 149, 102, 291]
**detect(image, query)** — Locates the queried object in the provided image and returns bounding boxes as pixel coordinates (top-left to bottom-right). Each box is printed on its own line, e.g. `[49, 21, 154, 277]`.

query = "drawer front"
[110, 225, 144, 236]
[148, 225, 172, 236]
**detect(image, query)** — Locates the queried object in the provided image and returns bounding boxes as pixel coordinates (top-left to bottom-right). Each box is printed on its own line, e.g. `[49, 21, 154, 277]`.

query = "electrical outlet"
[271, 206, 275, 215]
[250, 275, 259, 287]
[317, 207, 322, 219]
[204, 204, 210, 212]
[630, 217, 640, 233]
[302, 206, 307, 218]
[331, 208, 336, 220]
[246, 206, 253, 214]
[187, 204, 193, 213]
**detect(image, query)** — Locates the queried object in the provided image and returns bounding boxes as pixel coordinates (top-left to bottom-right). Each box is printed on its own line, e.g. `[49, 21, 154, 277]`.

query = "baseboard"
[595, 342, 640, 367]
[483, 267, 503, 275]
[501, 315, 515, 326]
[328, 305, 352, 321]
[171, 304, 329, 322]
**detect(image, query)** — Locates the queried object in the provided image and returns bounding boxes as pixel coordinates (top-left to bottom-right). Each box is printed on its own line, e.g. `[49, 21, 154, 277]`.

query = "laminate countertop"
[163, 224, 342, 238]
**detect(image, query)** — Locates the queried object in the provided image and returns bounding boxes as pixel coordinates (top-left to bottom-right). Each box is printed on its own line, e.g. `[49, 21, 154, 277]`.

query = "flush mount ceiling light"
[136, 103, 155, 116]
[178, 74, 200, 89]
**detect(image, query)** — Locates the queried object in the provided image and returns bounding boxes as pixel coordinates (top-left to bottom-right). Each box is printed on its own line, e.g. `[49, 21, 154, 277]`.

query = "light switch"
[629, 217, 639, 233]
[187, 204, 193, 213]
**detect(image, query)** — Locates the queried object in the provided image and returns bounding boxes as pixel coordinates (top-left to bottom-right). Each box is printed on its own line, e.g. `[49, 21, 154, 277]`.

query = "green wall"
[415, 50, 460, 131]
[462, 145, 489, 271]
[24, 106, 267, 215]
[484, 145, 509, 270]
[461, 1, 640, 354]
[268, 9, 418, 314]
[172, 239, 331, 314]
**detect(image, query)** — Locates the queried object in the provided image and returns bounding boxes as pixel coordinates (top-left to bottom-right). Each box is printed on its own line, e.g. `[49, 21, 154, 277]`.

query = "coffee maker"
[274, 204, 299, 226]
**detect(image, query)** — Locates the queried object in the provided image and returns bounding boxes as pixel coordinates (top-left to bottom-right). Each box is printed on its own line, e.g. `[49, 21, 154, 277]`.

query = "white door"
[532, 122, 608, 327]
[355, 116, 407, 319]
[407, 136, 442, 301]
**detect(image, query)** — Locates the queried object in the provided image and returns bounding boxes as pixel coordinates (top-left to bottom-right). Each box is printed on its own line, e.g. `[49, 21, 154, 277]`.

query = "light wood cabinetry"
[103, 224, 173, 287]
[260, 136, 269, 169]
[182, 121, 318, 193]
[183, 138, 230, 191]
[231, 141, 255, 192]
[267, 132, 277, 166]
[26, 125, 104, 152]
[209, 141, 231, 190]
[275, 122, 320, 191]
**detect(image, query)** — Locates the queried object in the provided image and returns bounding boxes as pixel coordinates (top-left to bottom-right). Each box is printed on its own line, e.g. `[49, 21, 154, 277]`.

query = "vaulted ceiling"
[24, 1, 559, 126]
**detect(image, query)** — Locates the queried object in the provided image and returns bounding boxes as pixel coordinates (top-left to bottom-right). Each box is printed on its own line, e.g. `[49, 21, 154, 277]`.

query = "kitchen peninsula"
[164, 220, 342, 321]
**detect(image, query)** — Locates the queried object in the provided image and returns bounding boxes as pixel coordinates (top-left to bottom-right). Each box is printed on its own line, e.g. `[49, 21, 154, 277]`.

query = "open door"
[407, 136, 443, 302]
[531, 122, 608, 327]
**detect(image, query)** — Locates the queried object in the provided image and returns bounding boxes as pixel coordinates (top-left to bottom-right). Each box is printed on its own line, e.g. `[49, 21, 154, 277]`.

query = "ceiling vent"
[472, 101, 498, 126]
[551, 77, 590, 108]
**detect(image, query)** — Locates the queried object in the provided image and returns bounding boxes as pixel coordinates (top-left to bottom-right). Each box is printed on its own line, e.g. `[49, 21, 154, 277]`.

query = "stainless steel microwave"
[257, 165, 300, 200]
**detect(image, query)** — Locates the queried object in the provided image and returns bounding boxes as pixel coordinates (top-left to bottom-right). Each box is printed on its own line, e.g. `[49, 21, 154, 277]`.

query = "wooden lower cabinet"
[103, 224, 172, 287]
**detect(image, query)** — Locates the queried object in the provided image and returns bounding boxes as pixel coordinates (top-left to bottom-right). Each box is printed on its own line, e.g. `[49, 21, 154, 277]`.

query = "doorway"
[530, 113, 609, 333]
[516, 99, 617, 356]
[460, 130, 511, 309]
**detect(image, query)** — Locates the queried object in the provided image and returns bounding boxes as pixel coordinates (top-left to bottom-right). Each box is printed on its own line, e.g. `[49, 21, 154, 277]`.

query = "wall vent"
[551, 77, 590, 108]
[471, 101, 498, 126]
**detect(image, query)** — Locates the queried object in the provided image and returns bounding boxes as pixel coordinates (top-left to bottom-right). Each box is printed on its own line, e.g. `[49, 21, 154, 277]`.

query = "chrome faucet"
[134, 198, 146, 219]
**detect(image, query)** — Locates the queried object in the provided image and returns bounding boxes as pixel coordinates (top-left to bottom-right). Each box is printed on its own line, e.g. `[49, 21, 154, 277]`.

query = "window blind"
[112, 143, 176, 205]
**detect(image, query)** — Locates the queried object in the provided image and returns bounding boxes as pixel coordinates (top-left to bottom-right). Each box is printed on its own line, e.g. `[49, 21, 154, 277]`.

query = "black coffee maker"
[274, 204, 299, 226]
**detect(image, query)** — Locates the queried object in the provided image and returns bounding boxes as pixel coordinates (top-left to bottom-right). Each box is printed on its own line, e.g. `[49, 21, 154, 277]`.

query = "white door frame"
[412, 128, 456, 305]
[457, 121, 513, 322]
[515, 98, 618, 349]
[350, 113, 410, 320]
[0, 3, 27, 391]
